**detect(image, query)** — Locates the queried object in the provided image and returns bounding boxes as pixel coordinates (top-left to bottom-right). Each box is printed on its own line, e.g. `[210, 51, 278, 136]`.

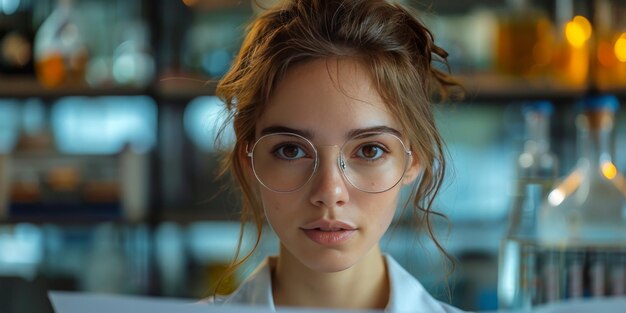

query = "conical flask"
[508, 101, 559, 240]
[499, 101, 558, 310]
[539, 95, 626, 247]
[536, 94, 626, 301]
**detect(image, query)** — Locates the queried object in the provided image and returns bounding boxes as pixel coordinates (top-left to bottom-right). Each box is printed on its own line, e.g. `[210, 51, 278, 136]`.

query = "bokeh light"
[565, 16, 592, 48]
[0, 0, 21, 15]
[602, 161, 618, 180]
[615, 33, 626, 63]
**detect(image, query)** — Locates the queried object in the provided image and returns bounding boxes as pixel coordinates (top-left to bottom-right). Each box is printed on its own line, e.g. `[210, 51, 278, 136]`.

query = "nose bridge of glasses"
[309, 145, 352, 196]
[315, 145, 345, 170]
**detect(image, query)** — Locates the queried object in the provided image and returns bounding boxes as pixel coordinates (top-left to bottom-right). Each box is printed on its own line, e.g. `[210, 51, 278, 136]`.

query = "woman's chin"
[297, 250, 360, 273]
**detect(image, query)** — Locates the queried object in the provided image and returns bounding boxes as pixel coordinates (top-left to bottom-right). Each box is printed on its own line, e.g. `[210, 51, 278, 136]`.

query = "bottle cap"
[577, 94, 620, 112]
[522, 100, 554, 116]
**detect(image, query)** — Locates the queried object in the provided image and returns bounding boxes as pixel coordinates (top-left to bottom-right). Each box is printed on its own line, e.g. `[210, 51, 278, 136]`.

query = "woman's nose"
[308, 150, 350, 208]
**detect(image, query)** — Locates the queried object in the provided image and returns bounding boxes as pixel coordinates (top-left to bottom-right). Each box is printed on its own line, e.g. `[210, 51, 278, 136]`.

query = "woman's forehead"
[255, 58, 401, 142]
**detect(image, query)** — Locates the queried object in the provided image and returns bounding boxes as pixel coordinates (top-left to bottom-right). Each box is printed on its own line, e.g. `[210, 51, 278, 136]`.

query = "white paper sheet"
[485, 297, 626, 313]
[48, 291, 272, 313]
[510, 297, 626, 313]
[49, 291, 626, 313]
[48, 291, 382, 313]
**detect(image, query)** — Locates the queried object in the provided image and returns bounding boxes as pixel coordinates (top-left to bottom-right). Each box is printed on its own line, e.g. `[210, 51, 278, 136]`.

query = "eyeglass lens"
[249, 132, 409, 193]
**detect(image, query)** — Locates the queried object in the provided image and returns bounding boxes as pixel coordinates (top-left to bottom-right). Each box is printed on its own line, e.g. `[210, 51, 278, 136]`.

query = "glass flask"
[534, 95, 626, 305]
[539, 95, 626, 247]
[499, 101, 559, 310]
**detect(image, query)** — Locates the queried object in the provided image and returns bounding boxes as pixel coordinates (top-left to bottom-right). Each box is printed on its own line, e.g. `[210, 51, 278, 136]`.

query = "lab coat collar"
[222, 254, 464, 313]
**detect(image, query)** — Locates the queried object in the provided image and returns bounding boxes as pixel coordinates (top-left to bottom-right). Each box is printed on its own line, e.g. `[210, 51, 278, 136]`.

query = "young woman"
[213, 0, 464, 312]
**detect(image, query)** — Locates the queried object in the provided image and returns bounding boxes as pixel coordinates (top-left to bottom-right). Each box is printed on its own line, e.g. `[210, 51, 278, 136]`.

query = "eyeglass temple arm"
[245, 143, 253, 157]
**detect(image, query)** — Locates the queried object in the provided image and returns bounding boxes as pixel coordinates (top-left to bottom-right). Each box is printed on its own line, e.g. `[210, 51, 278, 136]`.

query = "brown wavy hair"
[214, 0, 461, 295]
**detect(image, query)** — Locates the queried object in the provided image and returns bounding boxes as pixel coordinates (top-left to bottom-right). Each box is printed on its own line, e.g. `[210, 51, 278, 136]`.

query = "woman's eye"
[356, 144, 385, 160]
[275, 144, 306, 160]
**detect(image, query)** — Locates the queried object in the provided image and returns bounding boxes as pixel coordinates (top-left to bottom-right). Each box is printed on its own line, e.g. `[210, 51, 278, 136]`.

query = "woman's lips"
[301, 219, 358, 245]
[301, 219, 357, 231]
[302, 228, 356, 246]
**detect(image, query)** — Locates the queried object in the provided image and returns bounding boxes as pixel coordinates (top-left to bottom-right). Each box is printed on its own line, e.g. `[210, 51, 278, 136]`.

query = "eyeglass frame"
[245, 131, 413, 194]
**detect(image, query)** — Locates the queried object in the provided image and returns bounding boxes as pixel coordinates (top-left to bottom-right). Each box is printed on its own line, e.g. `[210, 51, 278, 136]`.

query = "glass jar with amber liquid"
[34, 0, 88, 88]
[593, 0, 626, 90]
[494, 0, 555, 78]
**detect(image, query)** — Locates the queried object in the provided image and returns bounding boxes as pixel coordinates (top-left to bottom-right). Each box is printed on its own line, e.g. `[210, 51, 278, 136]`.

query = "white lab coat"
[216, 254, 468, 313]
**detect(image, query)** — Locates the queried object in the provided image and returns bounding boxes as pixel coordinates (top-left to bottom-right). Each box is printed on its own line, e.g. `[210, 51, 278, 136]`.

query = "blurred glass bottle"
[594, 0, 626, 89]
[494, 0, 555, 78]
[34, 0, 88, 88]
[0, 1, 35, 76]
[537, 95, 626, 301]
[551, 0, 592, 87]
[499, 101, 558, 310]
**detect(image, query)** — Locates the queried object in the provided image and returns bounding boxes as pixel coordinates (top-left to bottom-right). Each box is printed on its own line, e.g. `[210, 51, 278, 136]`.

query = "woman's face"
[248, 58, 420, 273]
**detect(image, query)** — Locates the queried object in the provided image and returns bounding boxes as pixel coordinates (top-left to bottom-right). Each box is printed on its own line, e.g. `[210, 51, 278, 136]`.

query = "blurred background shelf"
[0, 75, 218, 100]
[6, 74, 626, 103]
[155, 75, 217, 101]
[0, 77, 150, 98]
[457, 73, 626, 102]
[455, 73, 587, 102]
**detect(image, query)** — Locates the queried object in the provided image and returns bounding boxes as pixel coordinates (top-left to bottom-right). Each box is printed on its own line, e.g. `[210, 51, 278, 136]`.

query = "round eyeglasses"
[246, 132, 412, 193]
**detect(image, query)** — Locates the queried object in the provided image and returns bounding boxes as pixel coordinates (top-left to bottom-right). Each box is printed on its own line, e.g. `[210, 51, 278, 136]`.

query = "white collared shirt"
[217, 254, 467, 313]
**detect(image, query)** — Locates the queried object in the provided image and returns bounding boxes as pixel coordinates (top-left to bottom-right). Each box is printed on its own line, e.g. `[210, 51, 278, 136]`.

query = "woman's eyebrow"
[346, 126, 402, 139]
[259, 125, 402, 140]
[259, 126, 314, 139]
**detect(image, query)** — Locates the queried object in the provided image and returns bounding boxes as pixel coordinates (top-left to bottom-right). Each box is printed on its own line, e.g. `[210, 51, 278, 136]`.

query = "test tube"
[590, 251, 606, 297]
[611, 252, 626, 296]
[567, 250, 584, 299]
[526, 244, 539, 306]
[543, 249, 561, 303]
[520, 243, 537, 307]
